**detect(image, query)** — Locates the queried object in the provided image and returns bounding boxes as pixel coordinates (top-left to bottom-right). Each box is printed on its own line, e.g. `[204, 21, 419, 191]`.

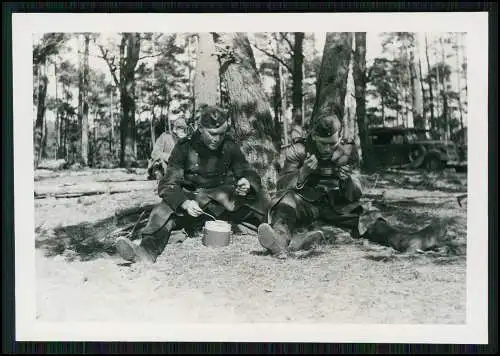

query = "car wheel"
[424, 156, 443, 172]
[154, 169, 163, 180]
[408, 145, 427, 167]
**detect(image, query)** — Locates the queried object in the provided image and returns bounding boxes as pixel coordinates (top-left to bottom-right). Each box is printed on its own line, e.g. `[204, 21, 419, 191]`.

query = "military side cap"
[196, 104, 229, 129]
[311, 114, 342, 143]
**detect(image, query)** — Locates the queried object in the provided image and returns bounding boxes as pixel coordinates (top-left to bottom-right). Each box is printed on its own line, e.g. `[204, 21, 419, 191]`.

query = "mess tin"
[202, 220, 232, 247]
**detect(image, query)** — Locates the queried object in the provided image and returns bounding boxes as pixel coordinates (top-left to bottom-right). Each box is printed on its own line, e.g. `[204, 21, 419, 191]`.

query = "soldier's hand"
[181, 200, 204, 217]
[304, 153, 318, 171]
[297, 153, 317, 187]
[235, 178, 251, 196]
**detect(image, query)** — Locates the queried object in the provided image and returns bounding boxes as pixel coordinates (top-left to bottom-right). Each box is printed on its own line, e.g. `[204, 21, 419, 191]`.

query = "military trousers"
[267, 190, 363, 244]
[138, 185, 269, 259]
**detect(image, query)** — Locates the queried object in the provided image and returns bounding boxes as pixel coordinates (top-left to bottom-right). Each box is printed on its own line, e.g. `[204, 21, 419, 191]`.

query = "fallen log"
[34, 180, 156, 199]
[96, 177, 150, 183]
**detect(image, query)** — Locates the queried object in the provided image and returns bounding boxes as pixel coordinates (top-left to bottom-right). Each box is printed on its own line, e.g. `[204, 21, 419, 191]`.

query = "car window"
[370, 134, 392, 145]
[406, 133, 418, 143]
[391, 135, 404, 144]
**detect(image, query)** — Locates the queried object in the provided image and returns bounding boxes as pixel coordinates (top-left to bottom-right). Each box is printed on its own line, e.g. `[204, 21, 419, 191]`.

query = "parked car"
[367, 127, 467, 172]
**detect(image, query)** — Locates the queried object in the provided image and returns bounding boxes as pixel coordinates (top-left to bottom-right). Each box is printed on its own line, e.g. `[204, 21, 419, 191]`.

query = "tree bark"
[41, 110, 48, 159]
[455, 33, 465, 142]
[280, 62, 288, 146]
[291, 32, 304, 125]
[311, 33, 353, 125]
[193, 33, 220, 108]
[119, 33, 141, 167]
[410, 48, 424, 129]
[109, 87, 114, 158]
[54, 61, 60, 157]
[213, 32, 279, 195]
[424, 34, 436, 137]
[99, 33, 140, 167]
[416, 34, 428, 130]
[353, 32, 372, 171]
[439, 37, 450, 141]
[34, 59, 48, 169]
[343, 58, 356, 141]
[80, 34, 90, 166]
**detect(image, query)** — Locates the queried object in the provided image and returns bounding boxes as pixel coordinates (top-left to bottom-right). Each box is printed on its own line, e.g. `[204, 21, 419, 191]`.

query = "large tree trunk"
[34, 59, 48, 169]
[424, 34, 437, 137]
[41, 111, 48, 159]
[343, 58, 356, 141]
[194, 33, 220, 108]
[272, 62, 281, 131]
[455, 33, 465, 142]
[279, 62, 288, 146]
[110, 87, 115, 160]
[291, 32, 304, 125]
[213, 32, 279, 195]
[439, 37, 450, 141]
[410, 48, 424, 129]
[353, 32, 372, 171]
[119, 33, 141, 167]
[79, 34, 90, 166]
[311, 33, 353, 125]
[416, 34, 428, 130]
[272, 37, 282, 141]
[54, 61, 62, 159]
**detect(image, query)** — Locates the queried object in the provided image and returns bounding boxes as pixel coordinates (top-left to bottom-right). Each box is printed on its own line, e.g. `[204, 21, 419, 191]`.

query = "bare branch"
[280, 32, 294, 52]
[138, 53, 163, 61]
[97, 44, 120, 87]
[251, 43, 292, 73]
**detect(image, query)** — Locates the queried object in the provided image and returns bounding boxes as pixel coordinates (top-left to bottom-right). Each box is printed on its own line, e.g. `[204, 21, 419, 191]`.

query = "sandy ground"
[34, 168, 467, 324]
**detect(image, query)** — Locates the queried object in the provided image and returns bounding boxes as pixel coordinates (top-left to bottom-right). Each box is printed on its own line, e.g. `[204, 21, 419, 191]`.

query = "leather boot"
[288, 230, 325, 252]
[115, 236, 155, 264]
[116, 217, 176, 264]
[257, 223, 288, 259]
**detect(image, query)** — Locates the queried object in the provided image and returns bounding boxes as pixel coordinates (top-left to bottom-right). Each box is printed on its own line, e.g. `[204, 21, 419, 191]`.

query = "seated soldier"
[147, 118, 189, 180]
[116, 104, 270, 264]
[258, 113, 363, 259]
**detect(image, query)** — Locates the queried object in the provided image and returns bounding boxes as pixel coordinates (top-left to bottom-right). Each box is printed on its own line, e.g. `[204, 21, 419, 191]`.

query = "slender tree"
[353, 32, 372, 170]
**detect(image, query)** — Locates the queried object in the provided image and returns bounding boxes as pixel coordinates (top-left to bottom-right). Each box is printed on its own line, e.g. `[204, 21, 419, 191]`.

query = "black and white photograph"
[13, 12, 489, 343]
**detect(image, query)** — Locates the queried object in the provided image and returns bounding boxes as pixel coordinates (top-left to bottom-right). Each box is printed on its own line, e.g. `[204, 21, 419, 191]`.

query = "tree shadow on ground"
[249, 249, 326, 259]
[35, 203, 159, 262]
[312, 197, 466, 265]
[36, 216, 120, 262]
[362, 169, 468, 194]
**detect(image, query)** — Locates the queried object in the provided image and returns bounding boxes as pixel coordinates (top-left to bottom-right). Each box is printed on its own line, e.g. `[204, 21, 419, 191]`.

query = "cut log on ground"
[34, 180, 156, 199]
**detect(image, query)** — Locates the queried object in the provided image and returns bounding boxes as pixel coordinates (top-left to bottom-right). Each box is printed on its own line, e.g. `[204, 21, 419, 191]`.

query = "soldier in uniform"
[258, 113, 364, 258]
[147, 118, 189, 180]
[115, 104, 269, 264]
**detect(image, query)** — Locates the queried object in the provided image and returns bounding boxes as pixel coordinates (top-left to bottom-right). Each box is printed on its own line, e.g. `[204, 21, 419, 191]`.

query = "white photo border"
[13, 12, 489, 343]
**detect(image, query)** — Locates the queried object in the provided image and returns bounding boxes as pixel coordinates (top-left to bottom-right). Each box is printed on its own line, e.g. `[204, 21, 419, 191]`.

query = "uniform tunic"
[268, 136, 363, 232]
[141, 131, 270, 235]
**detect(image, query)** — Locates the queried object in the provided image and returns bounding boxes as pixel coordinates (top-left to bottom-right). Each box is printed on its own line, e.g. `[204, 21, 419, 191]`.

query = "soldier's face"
[315, 141, 335, 160]
[174, 127, 187, 139]
[199, 125, 227, 150]
[313, 132, 340, 160]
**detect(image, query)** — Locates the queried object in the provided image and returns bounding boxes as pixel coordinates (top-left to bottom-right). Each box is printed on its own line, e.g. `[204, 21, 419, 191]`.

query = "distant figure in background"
[147, 118, 189, 180]
[290, 122, 304, 143]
